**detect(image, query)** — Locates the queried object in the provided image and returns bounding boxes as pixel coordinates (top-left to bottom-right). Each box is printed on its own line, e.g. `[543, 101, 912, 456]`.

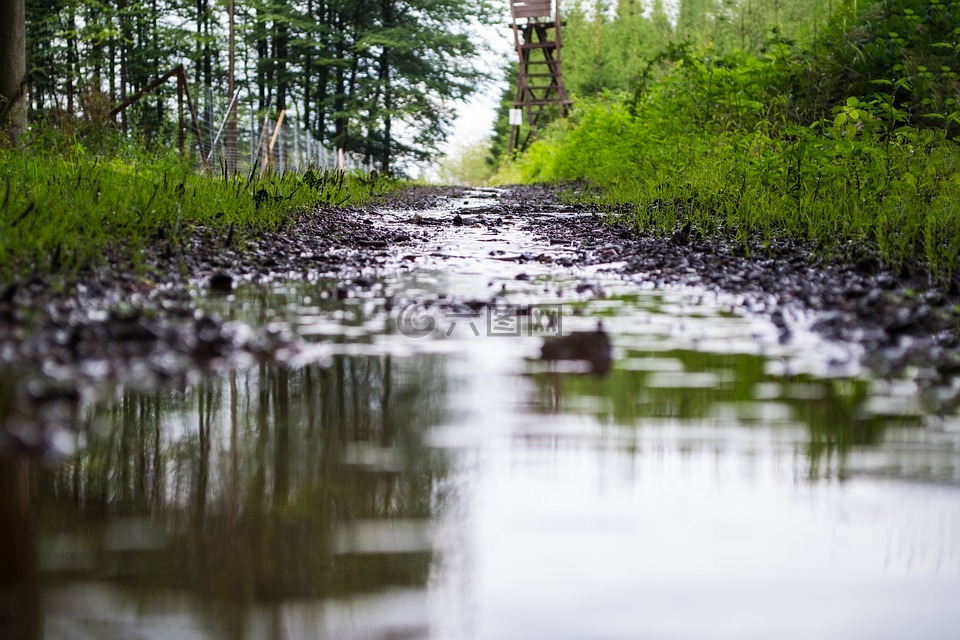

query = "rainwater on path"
[2, 190, 960, 639]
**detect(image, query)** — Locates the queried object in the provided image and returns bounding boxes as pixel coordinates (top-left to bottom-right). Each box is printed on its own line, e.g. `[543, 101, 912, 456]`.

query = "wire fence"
[194, 92, 374, 176]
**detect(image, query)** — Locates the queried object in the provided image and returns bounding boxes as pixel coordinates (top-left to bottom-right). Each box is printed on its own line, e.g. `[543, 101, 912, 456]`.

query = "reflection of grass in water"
[531, 348, 918, 480]
[32, 354, 449, 628]
[575, 293, 656, 318]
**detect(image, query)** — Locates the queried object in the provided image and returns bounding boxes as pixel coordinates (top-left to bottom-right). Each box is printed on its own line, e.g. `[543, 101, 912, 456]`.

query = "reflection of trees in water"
[530, 349, 920, 480]
[0, 376, 40, 639]
[0, 457, 40, 639]
[30, 354, 448, 632]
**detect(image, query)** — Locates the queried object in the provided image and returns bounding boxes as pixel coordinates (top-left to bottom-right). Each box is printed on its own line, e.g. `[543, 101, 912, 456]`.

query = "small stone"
[208, 271, 233, 293]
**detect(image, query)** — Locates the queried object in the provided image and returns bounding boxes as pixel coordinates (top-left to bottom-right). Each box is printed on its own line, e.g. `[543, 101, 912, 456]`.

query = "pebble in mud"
[208, 271, 234, 293]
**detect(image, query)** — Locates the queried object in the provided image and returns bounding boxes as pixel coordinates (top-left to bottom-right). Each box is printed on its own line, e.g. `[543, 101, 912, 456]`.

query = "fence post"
[293, 124, 300, 173]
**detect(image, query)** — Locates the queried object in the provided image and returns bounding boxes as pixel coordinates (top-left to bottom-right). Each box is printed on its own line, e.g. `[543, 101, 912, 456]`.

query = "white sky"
[450, 22, 513, 145]
[432, 14, 515, 168]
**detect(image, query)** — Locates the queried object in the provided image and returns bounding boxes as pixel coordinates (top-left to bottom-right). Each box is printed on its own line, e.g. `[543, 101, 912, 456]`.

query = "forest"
[19, 0, 497, 170]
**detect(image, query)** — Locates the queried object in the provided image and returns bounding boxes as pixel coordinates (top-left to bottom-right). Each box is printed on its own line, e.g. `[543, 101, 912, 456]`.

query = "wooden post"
[109, 64, 206, 159]
[268, 109, 285, 173]
[260, 113, 270, 175]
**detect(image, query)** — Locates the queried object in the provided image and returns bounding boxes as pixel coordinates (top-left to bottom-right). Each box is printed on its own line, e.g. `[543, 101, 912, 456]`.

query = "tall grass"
[0, 150, 400, 281]
[498, 3, 960, 282]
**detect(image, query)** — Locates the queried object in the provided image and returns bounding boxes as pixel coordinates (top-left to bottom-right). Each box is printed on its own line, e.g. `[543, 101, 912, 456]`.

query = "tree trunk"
[226, 0, 237, 174]
[333, 14, 347, 148]
[379, 48, 392, 173]
[119, 0, 129, 131]
[0, 0, 27, 146]
[67, 9, 77, 114]
[275, 6, 288, 113]
[378, 0, 394, 172]
[257, 7, 268, 112]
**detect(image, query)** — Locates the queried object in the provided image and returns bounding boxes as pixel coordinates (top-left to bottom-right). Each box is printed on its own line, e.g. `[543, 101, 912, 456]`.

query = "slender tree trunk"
[202, 0, 213, 135]
[316, 64, 328, 138]
[195, 0, 203, 87]
[67, 10, 77, 114]
[275, 3, 288, 113]
[314, 2, 331, 139]
[333, 15, 347, 147]
[345, 46, 360, 150]
[153, 0, 163, 138]
[379, 48, 391, 173]
[0, 0, 27, 145]
[108, 27, 116, 102]
[257, 7, 268, 112]
[273, 368, 289, 504]
[274, 4, 288, 169]
[379, 0, 393, 172]
[118, 0, 129, 131]
[226, 0, 237, 174]
[303, 0, 312, 140]
[90, 3, 103, 91]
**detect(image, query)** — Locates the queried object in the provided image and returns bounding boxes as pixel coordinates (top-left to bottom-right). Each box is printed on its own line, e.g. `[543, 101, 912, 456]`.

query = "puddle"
[3, 189, 960, 639]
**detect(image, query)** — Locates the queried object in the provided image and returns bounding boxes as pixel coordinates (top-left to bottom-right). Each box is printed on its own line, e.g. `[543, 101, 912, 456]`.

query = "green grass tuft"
[0, 150, 401, 282]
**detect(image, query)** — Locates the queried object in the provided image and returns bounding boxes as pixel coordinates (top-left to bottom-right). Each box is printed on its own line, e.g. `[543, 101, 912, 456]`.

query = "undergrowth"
[498, 0, 960, 283]
[0, 150, 401, 282]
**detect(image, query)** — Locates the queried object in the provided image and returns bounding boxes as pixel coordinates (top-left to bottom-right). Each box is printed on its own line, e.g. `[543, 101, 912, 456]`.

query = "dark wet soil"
[511, 185, 960, 398]
[2, 183, 959, 402]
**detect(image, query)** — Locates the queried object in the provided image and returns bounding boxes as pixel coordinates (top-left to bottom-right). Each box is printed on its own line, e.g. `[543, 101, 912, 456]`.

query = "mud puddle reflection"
[3, 189, 960, 639]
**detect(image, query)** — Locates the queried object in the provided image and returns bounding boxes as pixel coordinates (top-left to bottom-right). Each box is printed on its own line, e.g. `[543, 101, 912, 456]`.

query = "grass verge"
[496, 1, 960, 284]
[500, 94, 960, 282]
[0, 150, 401, 283]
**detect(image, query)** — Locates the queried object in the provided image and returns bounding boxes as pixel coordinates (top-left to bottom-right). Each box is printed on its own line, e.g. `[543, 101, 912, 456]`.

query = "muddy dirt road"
[2, 185, 960, 640]
[2, 184, 958, 395]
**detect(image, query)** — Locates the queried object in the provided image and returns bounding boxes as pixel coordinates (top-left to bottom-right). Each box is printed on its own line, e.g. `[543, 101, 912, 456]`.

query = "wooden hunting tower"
[509, 0, 571, 153]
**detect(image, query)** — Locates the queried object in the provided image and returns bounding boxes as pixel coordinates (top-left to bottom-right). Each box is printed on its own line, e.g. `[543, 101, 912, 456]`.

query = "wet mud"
[512, 185, 960, 388]
[1, 183, 958, 400]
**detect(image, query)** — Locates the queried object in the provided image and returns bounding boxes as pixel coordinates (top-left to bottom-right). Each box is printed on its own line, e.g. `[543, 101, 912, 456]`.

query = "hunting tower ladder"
[509, 0, 571, 153]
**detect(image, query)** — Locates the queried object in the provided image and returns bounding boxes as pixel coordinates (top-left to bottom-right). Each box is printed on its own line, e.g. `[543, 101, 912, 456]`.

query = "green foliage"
[436, 139, 496, 186]
[490, 0, 852, 167]
[0, 149, 402, 281]
[501, 22, 960, 280]
[559, 0, 847, 100]
[800, 0, 960, 132]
